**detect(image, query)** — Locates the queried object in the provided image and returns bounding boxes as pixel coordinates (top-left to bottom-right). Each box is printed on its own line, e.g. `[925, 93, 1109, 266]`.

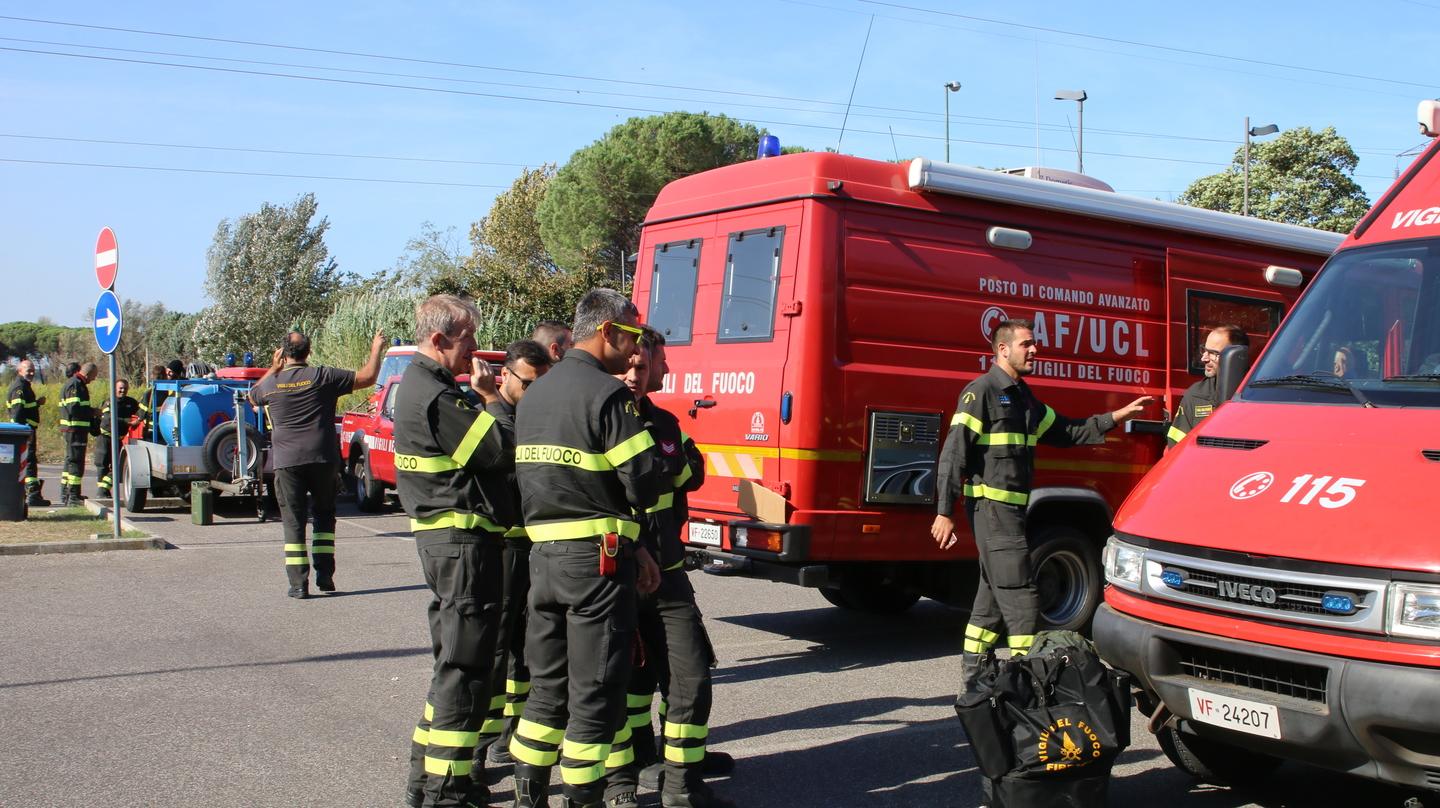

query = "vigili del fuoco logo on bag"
[1036, 717, 1104, 771]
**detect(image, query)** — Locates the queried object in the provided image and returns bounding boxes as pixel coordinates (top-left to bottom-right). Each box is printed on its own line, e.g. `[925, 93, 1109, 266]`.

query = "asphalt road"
[0, 480, 1429, 807]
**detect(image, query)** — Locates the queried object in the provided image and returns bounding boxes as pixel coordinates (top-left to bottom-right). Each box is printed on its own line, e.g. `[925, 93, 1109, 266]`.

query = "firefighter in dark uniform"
[508, 288, 663, 808]
[136, 363, 171, 431]
[58, 362, 98, 506]
[932, 319, 1150, 669]
[1167, 324, 1250, 449]
[603, 328, 733, 808]
[395, 296, 516, 808]
[6, 358, 48, 506]
[473, 339, 553, 777]
[94, 377, 140, 499]
[250, 330, 385, 599]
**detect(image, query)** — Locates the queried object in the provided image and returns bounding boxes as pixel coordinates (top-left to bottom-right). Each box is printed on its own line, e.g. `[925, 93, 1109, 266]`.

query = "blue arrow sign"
[94, 289, 122, 354]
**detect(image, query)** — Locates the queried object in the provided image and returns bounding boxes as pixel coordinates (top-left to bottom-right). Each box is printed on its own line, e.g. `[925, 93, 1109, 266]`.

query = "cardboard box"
[737, 479, 788, 524]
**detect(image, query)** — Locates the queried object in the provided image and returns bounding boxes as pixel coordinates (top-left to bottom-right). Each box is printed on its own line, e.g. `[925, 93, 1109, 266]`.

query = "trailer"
[118, 366, 270, 520]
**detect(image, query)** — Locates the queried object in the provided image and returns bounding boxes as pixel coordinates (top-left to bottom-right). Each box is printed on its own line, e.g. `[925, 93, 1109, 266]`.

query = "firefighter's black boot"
[26, 482, 50, 507]
[512, 763, 551, 808]
[70, 484, 85, 503]
[660, 770, 736, 808]
[960, 651, 991, 696]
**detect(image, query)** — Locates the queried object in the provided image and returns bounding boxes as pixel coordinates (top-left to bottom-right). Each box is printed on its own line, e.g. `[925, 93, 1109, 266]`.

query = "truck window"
[1185, 291, 1281, 374]
[1245, 242, 1440, 407]
[718, 227, 784, 343]
[646, 239, 701, 345]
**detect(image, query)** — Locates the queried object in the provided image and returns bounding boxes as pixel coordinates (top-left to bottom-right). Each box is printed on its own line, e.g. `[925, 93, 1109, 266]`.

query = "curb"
[0, 502, 171, 556]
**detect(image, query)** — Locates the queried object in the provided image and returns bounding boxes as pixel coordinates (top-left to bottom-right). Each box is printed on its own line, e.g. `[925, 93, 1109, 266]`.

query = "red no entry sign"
[95, 227, 118, 289]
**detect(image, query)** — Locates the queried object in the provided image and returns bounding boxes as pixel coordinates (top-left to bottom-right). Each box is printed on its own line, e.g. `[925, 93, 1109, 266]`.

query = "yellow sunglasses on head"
[600, 320, 644, 337]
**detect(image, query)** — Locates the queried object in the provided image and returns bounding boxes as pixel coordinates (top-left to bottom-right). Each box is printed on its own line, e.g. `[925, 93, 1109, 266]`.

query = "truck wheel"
[351, 449, 385, 513]
[822, 571, 920, 614]
[1030, 524, 1102, 632]
[1157, 722, 1282, 786]
[119, 450, 146, 513]
[202, 422, 264, 481]
[819, 587, 854, 609]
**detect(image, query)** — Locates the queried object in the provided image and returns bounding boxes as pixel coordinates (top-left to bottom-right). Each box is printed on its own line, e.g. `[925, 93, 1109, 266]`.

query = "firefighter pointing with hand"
[933, 319, 1151, 678]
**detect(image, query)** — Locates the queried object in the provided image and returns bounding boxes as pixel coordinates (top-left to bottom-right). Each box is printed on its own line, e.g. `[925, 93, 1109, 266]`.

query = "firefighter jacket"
[638, 397, 706, 571]
[7, 376, 39, 428]
[514, 350, 662, 544]
[138, 385, 170, 424]
[1166, 376, 1219, 449]
[393, 352, 517, 534]
[495, 395, 528, 540]
[99, 395, 140, 436]
[59, 374, 96, 435]
[936, 363, 1115, 515]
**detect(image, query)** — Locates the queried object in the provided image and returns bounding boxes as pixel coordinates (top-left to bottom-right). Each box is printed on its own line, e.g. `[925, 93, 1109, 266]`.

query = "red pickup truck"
[339, 347, 504, 511]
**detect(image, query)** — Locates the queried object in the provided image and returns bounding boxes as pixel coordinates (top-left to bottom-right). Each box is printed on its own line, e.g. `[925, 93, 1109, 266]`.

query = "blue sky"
[2, 0, 1435, 329]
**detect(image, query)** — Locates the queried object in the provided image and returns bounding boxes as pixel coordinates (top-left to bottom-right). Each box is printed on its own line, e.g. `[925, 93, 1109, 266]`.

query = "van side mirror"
[1217, 344, 1251, 402]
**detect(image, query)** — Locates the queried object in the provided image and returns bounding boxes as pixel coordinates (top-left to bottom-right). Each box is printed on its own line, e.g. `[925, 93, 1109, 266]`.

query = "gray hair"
[80, 362, 98, 378]
[415, 294, 479, 342]
[573, 288, 637, 340]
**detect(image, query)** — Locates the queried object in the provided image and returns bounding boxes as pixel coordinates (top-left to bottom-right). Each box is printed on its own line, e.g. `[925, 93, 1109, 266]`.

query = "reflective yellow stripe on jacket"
[952, 406, 1057, 446]
[410, 510, 505, 534]
[526, 516, 640, 543]
[963, 482, 1029, 506]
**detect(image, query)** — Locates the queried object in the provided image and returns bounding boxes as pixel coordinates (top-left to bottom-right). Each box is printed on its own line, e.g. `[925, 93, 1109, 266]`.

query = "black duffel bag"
[955, 631, 1132, 808]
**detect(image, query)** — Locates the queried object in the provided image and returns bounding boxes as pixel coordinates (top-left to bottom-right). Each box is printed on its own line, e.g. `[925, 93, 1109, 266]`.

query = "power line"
[859, 0, 1440, 90]
[0, 19, 1409, 157]
[0, 157, 508, 188]
[0, 132, 541, 168]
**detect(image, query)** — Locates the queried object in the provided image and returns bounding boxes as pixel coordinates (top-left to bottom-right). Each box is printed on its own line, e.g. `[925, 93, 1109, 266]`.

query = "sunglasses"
[601, 320, 645, 338]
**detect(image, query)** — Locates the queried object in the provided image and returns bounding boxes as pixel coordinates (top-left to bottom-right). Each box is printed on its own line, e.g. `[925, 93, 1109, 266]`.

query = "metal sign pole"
[109, 351, 120, 541]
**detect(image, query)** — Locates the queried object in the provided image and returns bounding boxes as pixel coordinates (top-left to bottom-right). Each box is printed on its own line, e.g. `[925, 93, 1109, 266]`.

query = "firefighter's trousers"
[606, 568, 716, 797]
[21, 428, 39, 494]
[93, 433, 116, 492]
[405, 527, 503, 808]
[61, 432, 87, 493]
[273, 463, 338, 588]
[474, 535, 533, 763]
[509, 539, 637, 804]
[964, 498, 1039, 656]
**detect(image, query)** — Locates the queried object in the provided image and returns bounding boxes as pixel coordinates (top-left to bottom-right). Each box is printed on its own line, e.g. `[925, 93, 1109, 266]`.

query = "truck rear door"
[642, 204, 803, 542]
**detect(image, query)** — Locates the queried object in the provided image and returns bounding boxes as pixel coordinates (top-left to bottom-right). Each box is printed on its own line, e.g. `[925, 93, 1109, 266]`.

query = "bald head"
[17, 359, 34, 380]
[80, 362, 98, 382]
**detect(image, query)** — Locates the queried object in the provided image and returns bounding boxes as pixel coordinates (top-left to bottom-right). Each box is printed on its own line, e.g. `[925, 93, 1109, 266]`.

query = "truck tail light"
[733, 527, 783, 552]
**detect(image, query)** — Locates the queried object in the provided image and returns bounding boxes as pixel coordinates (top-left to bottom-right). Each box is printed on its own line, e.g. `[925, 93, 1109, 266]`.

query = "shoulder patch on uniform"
[624, 400, 639, 418]
[962, 391, 976, 404]
[1195, 404, 1214, 418]
[997, 393, 1011, 405]
[1175, 405, 1184, 419]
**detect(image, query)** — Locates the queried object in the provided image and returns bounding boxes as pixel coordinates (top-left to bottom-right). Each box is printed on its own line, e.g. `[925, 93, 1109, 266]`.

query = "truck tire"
[1029, 524, 1102, 632]
[821, 571, 920, 614]
[202, 422, 264, 481]
[1157, 722, 1282, 786]
[819, 587, 853, 609]
[119, 450, 146, 514]
[350, 448, 385, 513]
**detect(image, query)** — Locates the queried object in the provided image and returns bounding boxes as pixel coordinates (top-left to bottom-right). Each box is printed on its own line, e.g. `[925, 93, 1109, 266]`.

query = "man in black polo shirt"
[251, 329, 385, 599]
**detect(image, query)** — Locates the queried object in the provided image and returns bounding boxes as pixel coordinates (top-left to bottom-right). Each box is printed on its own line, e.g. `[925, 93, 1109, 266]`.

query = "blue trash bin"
[0, 422, 32, 521]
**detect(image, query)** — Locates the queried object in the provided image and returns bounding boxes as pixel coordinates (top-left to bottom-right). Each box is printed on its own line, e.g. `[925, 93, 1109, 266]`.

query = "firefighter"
[250, 330, 385, 599]
[932, 319, 1150, 670]
[94, 377, 140, 499]
[58, 362, 98, 506]
[396, 295, 515, 808]
[136, 364, 167, 430]
[473, 339, 553, 776]
[532, 319, 573, 363]
[508, 288, 662, 808]
[6, 358, 48, 506]
[1167, 324, 1250, 449]
[603, 327, 733, 808]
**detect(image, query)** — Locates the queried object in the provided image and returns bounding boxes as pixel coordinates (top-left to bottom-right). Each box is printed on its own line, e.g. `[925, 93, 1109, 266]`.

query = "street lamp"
[1053, 89, 1088, 173]
[943, 81, 961, 162]
[1243, 117, 1280, 217]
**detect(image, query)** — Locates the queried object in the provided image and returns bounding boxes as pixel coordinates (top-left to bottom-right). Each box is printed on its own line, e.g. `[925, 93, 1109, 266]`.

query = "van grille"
[1161, 567, 1365, 619]
[1196, 436, 1268, 450]
[872, 414, 939, 445]
[1422, 449, 1440, 462]
[1175, 642, 1328, 704]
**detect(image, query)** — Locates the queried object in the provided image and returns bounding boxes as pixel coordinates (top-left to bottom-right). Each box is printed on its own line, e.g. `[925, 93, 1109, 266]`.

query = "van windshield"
[1243, 239, 1440, 408]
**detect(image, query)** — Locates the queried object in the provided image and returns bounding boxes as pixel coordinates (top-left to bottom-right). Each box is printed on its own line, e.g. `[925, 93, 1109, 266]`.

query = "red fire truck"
[1095, 103, 1440, 794]
[632, 151, 1341, 629]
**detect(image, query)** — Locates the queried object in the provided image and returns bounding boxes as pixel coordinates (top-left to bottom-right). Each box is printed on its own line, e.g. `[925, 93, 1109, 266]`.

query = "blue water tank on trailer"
[155, 383, 260, 446]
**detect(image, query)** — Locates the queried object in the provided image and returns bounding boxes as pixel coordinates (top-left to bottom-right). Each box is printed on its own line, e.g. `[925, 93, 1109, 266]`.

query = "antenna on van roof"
[888, 126, 900, 162]
[835, 15, 875, 152]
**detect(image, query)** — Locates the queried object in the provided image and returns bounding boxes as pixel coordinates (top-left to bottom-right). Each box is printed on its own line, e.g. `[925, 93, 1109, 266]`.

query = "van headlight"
[1386, 583, 1440, 639]
[1103, 537, 1145, 592]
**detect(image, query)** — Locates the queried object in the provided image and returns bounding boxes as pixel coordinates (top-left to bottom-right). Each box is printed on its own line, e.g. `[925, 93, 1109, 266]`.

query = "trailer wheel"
[119, 450, 146, 514]
[1030, 524, 1102, 632]
[350, 448, 385, 513]
[202, 422, 264, 481]
[1157, 722, 1282, 786]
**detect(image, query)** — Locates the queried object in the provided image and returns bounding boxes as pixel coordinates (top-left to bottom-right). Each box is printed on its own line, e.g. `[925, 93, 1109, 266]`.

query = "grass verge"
[0, 506, 147, 543]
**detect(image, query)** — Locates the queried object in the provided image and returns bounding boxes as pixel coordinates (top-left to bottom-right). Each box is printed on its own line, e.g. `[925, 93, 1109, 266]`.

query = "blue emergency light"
[757, 135, 781, 159]
[224, 352, 236, 367]
[243, 351, 254, 367]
